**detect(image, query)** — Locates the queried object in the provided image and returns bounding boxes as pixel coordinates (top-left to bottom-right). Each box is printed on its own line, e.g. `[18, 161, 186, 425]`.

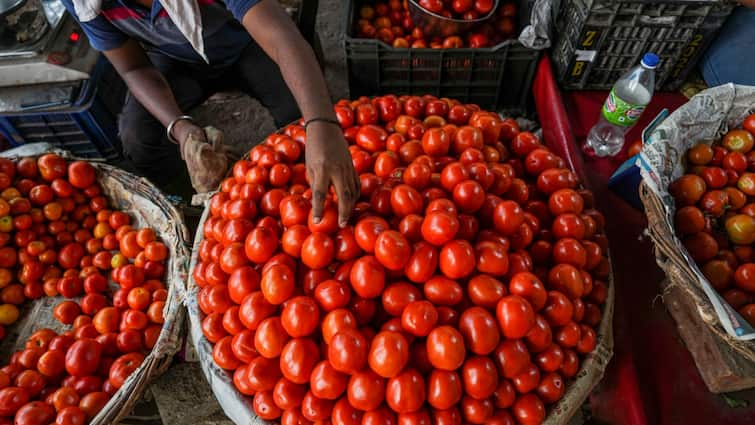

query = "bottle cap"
[641, 53, 660, 69]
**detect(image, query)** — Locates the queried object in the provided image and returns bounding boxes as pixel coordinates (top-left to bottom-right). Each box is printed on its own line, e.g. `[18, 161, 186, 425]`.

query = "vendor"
[61, 0, 359, 226]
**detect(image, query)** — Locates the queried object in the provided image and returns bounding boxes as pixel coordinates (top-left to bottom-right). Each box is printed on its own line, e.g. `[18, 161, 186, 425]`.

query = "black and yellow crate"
[551, 0, 734, 91]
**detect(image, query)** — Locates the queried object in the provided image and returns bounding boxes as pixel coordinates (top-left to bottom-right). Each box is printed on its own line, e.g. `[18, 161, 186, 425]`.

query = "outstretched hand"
[305, 122, 360, 227]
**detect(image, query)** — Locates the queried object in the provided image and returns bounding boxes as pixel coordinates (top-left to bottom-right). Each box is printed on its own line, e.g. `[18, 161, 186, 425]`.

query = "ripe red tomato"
[496, 295, 535, 339]
[350, 255, 386, 298]
[64, 339, 101, 377]
[426, 326, 465, 371]
[109, 352, 145, 389]
[68, 161, 97, 189]
[458, 307, 500, 355]
[386, 368, 426, 414]
[439, 240, 476, 279]
[281, 296, 320, 337]
[328, 328, 368, 374]
[280, 338, 319, 384]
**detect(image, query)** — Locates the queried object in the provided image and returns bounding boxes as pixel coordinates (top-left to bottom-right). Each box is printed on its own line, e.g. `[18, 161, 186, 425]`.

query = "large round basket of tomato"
[187, 95, 614, 425]
[640, 85, 755, 371]
[0, 146, 190, 424]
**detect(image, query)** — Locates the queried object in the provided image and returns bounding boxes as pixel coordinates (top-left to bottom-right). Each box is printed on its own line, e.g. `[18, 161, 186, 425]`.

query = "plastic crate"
[552, 0, 735, 91]
[0, 57, 126, 161]
[344, 1, 541, 115]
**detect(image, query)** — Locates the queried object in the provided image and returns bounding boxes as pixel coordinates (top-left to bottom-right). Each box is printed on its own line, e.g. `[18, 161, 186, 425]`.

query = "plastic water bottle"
[583, 52, 659, 157]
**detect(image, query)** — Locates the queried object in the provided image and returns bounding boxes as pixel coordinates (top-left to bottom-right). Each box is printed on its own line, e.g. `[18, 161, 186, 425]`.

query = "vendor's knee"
[118, 115, 178, 174]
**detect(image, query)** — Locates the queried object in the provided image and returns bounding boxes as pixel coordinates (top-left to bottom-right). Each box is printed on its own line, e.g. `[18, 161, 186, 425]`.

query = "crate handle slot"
[637, 16, 677, 27]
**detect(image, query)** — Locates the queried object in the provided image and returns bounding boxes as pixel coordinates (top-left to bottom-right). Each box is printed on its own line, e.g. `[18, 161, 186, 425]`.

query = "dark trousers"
[118, 40, 300, 189]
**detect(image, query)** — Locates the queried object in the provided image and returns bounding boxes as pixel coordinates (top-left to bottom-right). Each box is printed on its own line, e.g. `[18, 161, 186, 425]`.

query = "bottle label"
[601, 89, 646, 127]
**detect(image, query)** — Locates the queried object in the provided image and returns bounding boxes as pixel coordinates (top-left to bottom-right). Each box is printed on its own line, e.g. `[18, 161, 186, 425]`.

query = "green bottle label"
[601, 89, 646, 127]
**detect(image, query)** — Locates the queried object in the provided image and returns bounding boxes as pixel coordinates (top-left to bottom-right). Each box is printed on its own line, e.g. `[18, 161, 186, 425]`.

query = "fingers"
[309, 167, 328, 224]
[332, 166, 359, 228]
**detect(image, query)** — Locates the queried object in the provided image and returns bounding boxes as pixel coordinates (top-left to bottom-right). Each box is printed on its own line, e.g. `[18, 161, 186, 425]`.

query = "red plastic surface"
[533, 56, 755, 425]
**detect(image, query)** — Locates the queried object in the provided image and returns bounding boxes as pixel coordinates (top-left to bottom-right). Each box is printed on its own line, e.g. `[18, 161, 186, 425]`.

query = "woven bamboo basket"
[185, 137, 615, 425]
[0, 145, 190, 424]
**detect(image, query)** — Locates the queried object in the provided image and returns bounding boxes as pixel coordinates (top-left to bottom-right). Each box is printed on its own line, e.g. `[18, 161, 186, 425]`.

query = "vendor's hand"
[177, 124, 229, 194]
[172, 119, 207, 147]
[305, 122, 359, 227]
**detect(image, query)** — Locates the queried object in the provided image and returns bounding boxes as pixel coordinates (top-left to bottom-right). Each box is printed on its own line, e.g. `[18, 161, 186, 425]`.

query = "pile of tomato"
[671, 113, 755, 326]
[0, 154, 170, 425]
[355, 0, 518, 48]
[195, 94, 610, 425]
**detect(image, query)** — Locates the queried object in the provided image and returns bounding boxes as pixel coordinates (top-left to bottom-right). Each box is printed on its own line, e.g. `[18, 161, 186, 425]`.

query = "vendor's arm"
[59, 0, 204, 146]
[102, 41, 205, 145]
[741, 0, 755, 9]
[238, 0, 359, 226]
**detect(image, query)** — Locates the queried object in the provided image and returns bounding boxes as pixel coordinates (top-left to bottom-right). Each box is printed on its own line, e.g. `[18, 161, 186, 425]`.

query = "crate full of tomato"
[344, 0, 555, 114]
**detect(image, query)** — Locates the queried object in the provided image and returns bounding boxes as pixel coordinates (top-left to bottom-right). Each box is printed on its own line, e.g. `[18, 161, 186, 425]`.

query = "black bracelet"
[304, 117, 340, 130]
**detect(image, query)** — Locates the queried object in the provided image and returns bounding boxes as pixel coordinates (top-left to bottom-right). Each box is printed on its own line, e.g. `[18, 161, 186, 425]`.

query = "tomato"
[78, 391, 108, 419]
[281, 296, 320, 337]
[37, 154, 67, 182]
[458, 307, 499, 356]
[421, 128, 450, 157]
[356, 125, 388, 153]
[462, 356, 498, 400]
[321, 309, 357, 345]
[64, 339, 101, 377]
[511, 393, 546, 425]
[307, 361, 347, 401]
[355, 216, 390, 252]
[347, 370, 385, 411]
[314, 279, 351, 311]
[735, 263, 755, 292]
[328, 328, 368, 374]
[247, 356, 282, 393]
[0, 386, 28, 416]
[375, 151, 401, 178]
[68, 161, 97, 189]
[107, 352, 144, 389]
[726, 214, 755, 245]
[740, 304, 755, 327]
[261, 264, 295, 305]
[495, 295, 535, 340]
[426, 326, 465, 371]
[683, 232, 719, 263]
[390, 184, 423, 218]
[386, 368, 425, 414]
[439, 240, 475, 279]
[300, 232, 335, 270]
[401, 300, 438, 337]
[424, 276, 463, 306]
[474, 241, 509, 277]
[723, 129, 754, 153]
[382, 282, 422, 317]
[350, 255, 386, 298]
[13, 401, 55, 425]
[421, 212, 459, 247]
[53, 301, 80, 326]
[255, 317, 290, 359]
[280, 338, 319, 385]
[300, 390, 333, 421]
[15, 370, 45, 398]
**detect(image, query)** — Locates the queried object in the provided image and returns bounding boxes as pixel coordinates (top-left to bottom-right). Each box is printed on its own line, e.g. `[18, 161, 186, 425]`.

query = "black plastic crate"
[552, 0, 735, 91]
[0, 57, 126, 160]
[344, 1, 541, 115]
